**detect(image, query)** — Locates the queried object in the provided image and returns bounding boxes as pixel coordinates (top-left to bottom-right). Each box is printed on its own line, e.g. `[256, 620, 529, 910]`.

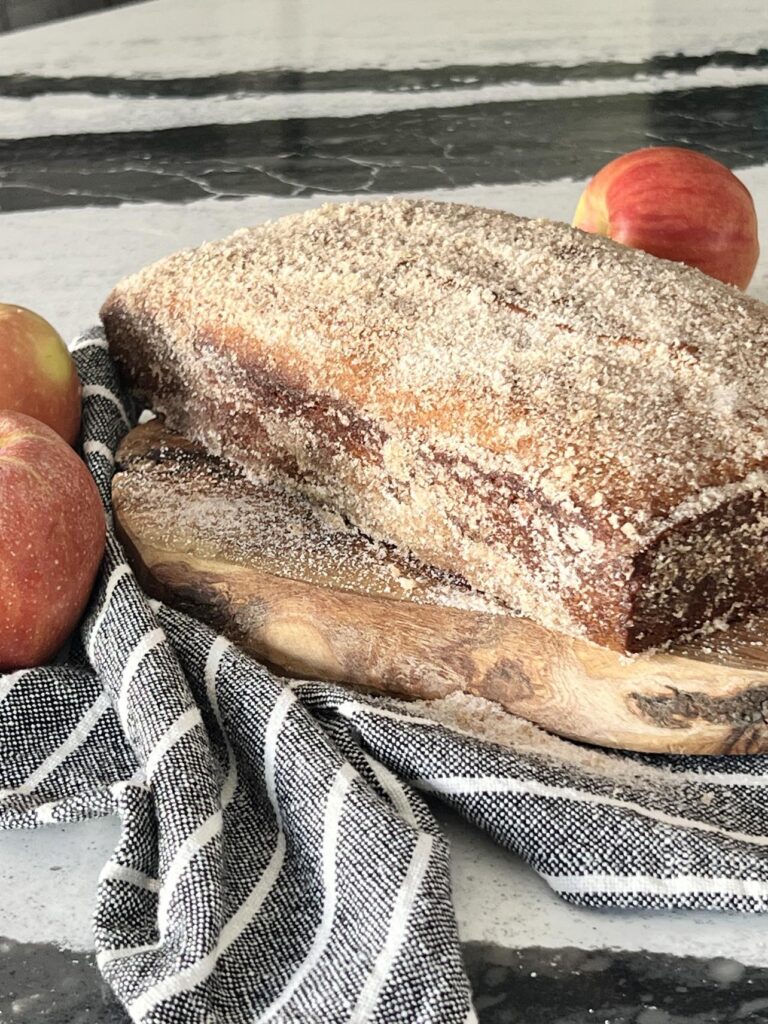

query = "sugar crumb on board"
[113, 435, 481, 606]
[404, 691, 734, 794]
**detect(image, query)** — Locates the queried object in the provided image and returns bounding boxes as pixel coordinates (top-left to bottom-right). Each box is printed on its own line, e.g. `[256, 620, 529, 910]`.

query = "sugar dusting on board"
[112, 424, 497, 611]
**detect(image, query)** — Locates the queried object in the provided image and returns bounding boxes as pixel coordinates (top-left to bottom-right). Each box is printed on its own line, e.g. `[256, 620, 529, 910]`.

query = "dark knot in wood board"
[476, 657, 535, 704]
[631, 685, 768, 729]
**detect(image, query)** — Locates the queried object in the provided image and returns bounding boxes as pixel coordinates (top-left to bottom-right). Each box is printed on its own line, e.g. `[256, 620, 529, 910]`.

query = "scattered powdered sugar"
[670, 606, 768, 670]
[115, 422, 768, 673]
[106, 198, 768, 535]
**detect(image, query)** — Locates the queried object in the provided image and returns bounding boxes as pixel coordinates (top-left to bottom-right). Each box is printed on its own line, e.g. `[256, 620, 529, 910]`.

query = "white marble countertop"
[1, 0, 767, 77]
[4, 808, 768, 969]
[1, 2, 768, 1020]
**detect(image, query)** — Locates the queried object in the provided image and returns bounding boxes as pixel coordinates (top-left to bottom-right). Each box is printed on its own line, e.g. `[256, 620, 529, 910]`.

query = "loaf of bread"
[101, 198, 768, 651]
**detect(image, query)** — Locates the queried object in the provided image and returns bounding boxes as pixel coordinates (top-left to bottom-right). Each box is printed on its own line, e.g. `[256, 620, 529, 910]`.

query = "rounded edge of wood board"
[116, 517, 768, 756]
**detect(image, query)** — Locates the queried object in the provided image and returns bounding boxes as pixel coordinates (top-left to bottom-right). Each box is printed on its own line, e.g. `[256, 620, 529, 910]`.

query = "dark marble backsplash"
[1, 79, 766, 212]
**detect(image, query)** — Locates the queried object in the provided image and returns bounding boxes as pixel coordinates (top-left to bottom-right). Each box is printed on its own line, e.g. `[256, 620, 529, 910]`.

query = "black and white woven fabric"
[2, 326, 767, 1023]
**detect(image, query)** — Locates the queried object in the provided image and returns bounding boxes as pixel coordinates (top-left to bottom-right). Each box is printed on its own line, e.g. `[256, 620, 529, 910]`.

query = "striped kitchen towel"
[1, 326, 767, 1024]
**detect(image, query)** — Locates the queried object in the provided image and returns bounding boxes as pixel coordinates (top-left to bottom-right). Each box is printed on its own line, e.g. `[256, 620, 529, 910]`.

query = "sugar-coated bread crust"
[101, 199, 768, 650]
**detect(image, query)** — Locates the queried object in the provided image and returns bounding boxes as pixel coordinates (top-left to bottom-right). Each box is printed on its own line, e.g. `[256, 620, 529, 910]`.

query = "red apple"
[0, 304, 82, 445]
[0, 411, 106, 670]
[572, 147, 759, 289]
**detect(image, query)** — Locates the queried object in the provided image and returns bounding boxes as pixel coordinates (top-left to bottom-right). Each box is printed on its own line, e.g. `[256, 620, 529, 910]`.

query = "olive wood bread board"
[112, 421, 768, 755]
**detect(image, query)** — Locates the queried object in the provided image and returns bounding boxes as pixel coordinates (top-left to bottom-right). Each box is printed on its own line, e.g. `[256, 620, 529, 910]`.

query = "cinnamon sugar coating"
[101, 198, 768, 651]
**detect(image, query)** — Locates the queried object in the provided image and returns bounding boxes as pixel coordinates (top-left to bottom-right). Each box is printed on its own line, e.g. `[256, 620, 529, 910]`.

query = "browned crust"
[103, 301, 638, 647]
[100, 199, 768, 651]
[629, 490, 768, 650]
[106, 299, 768, 651]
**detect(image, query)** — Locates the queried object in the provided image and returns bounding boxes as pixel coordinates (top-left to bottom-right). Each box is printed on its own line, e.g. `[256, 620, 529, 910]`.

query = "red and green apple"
[573, 147, 759, 289]
[0, 304, 82, 445]
[0, 411, 106, 670]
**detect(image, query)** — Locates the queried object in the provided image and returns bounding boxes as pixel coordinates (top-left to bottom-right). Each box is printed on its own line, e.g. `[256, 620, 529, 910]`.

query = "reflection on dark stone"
[0, 936, 128, 1022]
[0, 84, 766, 212]
[2, 935, 768, 1022]
[464, 943, 768, 1023]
